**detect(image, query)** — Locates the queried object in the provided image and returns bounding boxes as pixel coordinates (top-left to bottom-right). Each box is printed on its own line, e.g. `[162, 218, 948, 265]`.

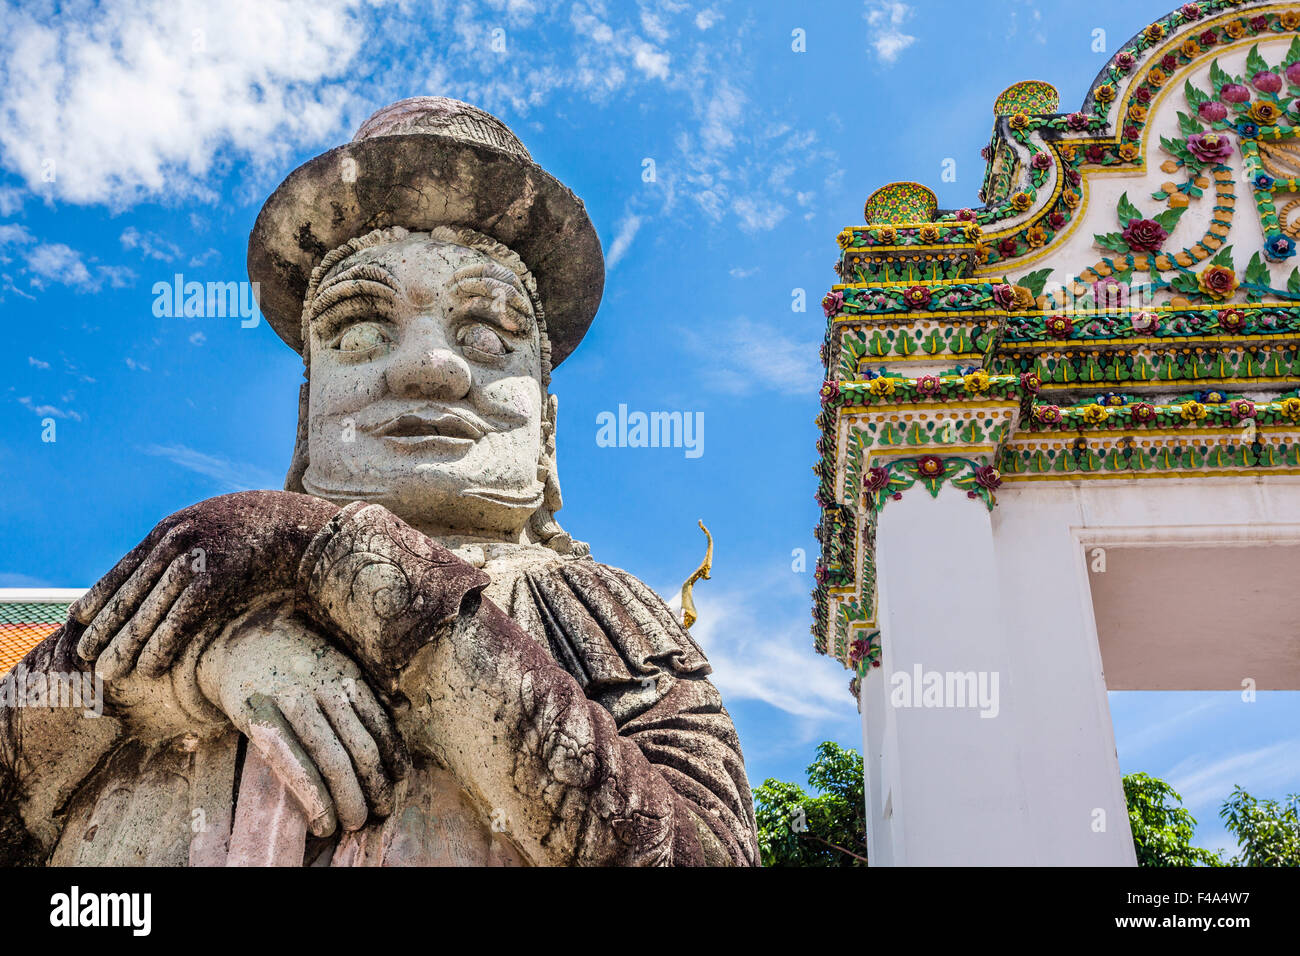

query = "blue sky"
[1, 0, 1295, 857]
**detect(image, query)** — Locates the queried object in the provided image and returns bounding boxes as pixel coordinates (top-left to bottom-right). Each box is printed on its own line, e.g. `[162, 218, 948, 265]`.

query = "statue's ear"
[539, 392, 562, 512]
[285, 381, 311, 493]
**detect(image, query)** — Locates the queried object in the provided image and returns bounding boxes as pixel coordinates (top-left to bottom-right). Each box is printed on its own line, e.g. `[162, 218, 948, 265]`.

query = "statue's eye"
[458, 322, 509, 359]
[335, 323, 391, 353]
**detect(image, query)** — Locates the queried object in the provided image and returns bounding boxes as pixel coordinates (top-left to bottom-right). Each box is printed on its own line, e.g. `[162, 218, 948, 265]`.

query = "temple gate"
[813, 0, 1300, 865]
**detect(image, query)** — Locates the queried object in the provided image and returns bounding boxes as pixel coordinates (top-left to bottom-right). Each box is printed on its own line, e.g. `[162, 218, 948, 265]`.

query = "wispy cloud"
[661, 567, 853, 723]
[120, 226, 182, 262]
[140, 443, 279, 492]
[683, 315, 822, 397]
[1166, 739, 1300, 810]
[17, 395, 83, 421]
[864, 1, 916, 64]
[605, 213, 643, 270]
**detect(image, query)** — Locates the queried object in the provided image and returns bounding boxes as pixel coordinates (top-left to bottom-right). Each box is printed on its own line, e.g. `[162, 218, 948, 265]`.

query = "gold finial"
[680, 520, 713, 630]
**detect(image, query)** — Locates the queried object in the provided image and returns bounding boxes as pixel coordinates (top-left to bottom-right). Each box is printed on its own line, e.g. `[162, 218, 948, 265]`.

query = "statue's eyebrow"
[448, 262, 534, 332]
[308, 262, 399, 334]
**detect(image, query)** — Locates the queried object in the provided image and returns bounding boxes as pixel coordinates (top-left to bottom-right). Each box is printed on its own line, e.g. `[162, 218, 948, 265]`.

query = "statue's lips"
[371, 410, 486, 443]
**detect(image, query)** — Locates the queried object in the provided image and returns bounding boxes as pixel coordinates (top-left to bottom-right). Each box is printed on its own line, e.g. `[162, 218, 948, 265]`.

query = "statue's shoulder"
[480, 546, 711, 681]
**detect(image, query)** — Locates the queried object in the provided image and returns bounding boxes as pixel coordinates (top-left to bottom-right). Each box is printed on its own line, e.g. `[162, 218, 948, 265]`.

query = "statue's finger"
[346, 678, 412, 782]
[78, 525, 185, 661]
[94, 554, 191, 681]
[69, 519, 175, 625]
[242, 692, 337, 838]
[278, 693, 368, 833]
[320, 693, 395, 818]
[135, 580, 214, 678]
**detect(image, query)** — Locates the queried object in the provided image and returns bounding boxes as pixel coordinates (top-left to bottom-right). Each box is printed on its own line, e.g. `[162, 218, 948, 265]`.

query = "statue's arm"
[0, 623, 123, 864]
[297, 502, 756, 866]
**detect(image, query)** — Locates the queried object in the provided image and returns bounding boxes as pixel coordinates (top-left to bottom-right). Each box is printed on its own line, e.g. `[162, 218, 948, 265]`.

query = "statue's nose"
[385, 324, 472, 401]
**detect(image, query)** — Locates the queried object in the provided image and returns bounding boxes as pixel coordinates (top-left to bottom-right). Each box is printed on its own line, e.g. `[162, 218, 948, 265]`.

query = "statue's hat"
[247, 97, 604, 367]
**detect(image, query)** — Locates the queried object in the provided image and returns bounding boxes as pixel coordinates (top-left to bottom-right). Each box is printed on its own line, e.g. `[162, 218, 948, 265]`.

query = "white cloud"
[0, 185, 23, 216]
[27, 356, 50, 369]
[18, 395, 83, 421]
[0, 223, 33, 246]
[864, 1, 916, 64]
[605, 213, 642, 270]
[684, 315, 822, 396]
[120, 226, 181, 261]
[728, 266, 758, 279]
[189, 331, 206, 345]
[124, 357, 150, 372]
[24, 241, 134, 291]
[1166, 739, 1300, 811]
[141, 443, 280, 492]
[665, 569, 853, 722]
[0, 0, 368, 207]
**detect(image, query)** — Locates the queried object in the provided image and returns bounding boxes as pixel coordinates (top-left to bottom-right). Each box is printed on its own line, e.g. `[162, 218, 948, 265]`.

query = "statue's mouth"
[373, 410, 487, 443]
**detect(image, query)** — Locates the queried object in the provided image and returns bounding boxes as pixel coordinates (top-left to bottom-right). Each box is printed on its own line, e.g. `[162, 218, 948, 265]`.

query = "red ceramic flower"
[1045, 315, 1074, 337]
[1122, 217, 1169, 253]
[916, 455, 944, 478]
[1218, 309, 1245, 333]
[903, 286, 933, 309]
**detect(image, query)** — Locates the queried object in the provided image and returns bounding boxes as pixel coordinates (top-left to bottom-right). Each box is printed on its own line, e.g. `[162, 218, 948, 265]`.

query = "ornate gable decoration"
[813, 0, 1300, 685]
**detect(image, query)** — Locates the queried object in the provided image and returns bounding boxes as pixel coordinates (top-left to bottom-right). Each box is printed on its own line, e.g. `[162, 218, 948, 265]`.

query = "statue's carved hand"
[198, 603, 411, 837]
[70, 490, 339, 680]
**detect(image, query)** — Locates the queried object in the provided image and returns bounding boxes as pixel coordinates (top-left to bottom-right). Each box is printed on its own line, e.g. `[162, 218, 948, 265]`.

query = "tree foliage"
[1219, 786, 1300, 867]
[1122, 772, 1222, 867]
[754, 741, 867, 867]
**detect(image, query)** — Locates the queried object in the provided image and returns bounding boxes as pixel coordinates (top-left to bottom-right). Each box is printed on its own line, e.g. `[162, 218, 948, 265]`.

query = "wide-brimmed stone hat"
[247, 96, 604, 367]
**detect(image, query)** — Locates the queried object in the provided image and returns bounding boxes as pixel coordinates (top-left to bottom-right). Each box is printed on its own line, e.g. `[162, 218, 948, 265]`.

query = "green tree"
[1219, 786, 1300, 866]
[1122, 771, 1222, 867]
[754, 741, 867, 866]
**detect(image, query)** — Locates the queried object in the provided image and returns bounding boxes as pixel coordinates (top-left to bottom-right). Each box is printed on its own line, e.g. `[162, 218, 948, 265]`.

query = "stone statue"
[0, 98, 758, 866]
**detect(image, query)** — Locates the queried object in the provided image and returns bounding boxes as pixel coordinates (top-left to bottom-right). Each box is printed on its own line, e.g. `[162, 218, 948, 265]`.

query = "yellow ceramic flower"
[1062, 189, 1081, 208]
[837, 230, 853, 250]
[1250, 101, 1282, 126]
[1147, 68, 1167, 89]
[1145, 23, 1165, 41]
[975, 241, 992, 263]
[1197, 265, 1239, 300]
[1280, 397, 1300, 420]
[1082, 403, 1109, 425]
[964, 223, 982, 240]
[1011, 191, 1033, 212]
[919, 225, 942, 243]
[1009, 113, 1031, 130]
[1094, 84, 1116, 103]
[1119, 143, 1140, 162]
[1180, 401, 1207, 421]
[876, 226, 897, 244]
[1224, 20, 1245, 39]
[1128, 104, 1148, 123]
[1026, 226, 1048, 248]
[1283, 11, 1300, 30]
[1011, 285, 1036, 310]
[1181, 40, 1201, 59]
[868, 377, 896, 398]
[963, 370, 991, 393]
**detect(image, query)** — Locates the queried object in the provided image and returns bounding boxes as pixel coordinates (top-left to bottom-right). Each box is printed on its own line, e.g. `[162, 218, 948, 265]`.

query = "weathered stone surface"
[0, 98, 757, 866]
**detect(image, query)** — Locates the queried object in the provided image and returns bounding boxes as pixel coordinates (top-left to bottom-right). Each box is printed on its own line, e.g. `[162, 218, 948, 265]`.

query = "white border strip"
[0, 588, 87, 603]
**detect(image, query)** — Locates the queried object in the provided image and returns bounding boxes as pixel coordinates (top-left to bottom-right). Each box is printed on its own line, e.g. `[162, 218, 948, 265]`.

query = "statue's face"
[301, 234, 546, 538]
